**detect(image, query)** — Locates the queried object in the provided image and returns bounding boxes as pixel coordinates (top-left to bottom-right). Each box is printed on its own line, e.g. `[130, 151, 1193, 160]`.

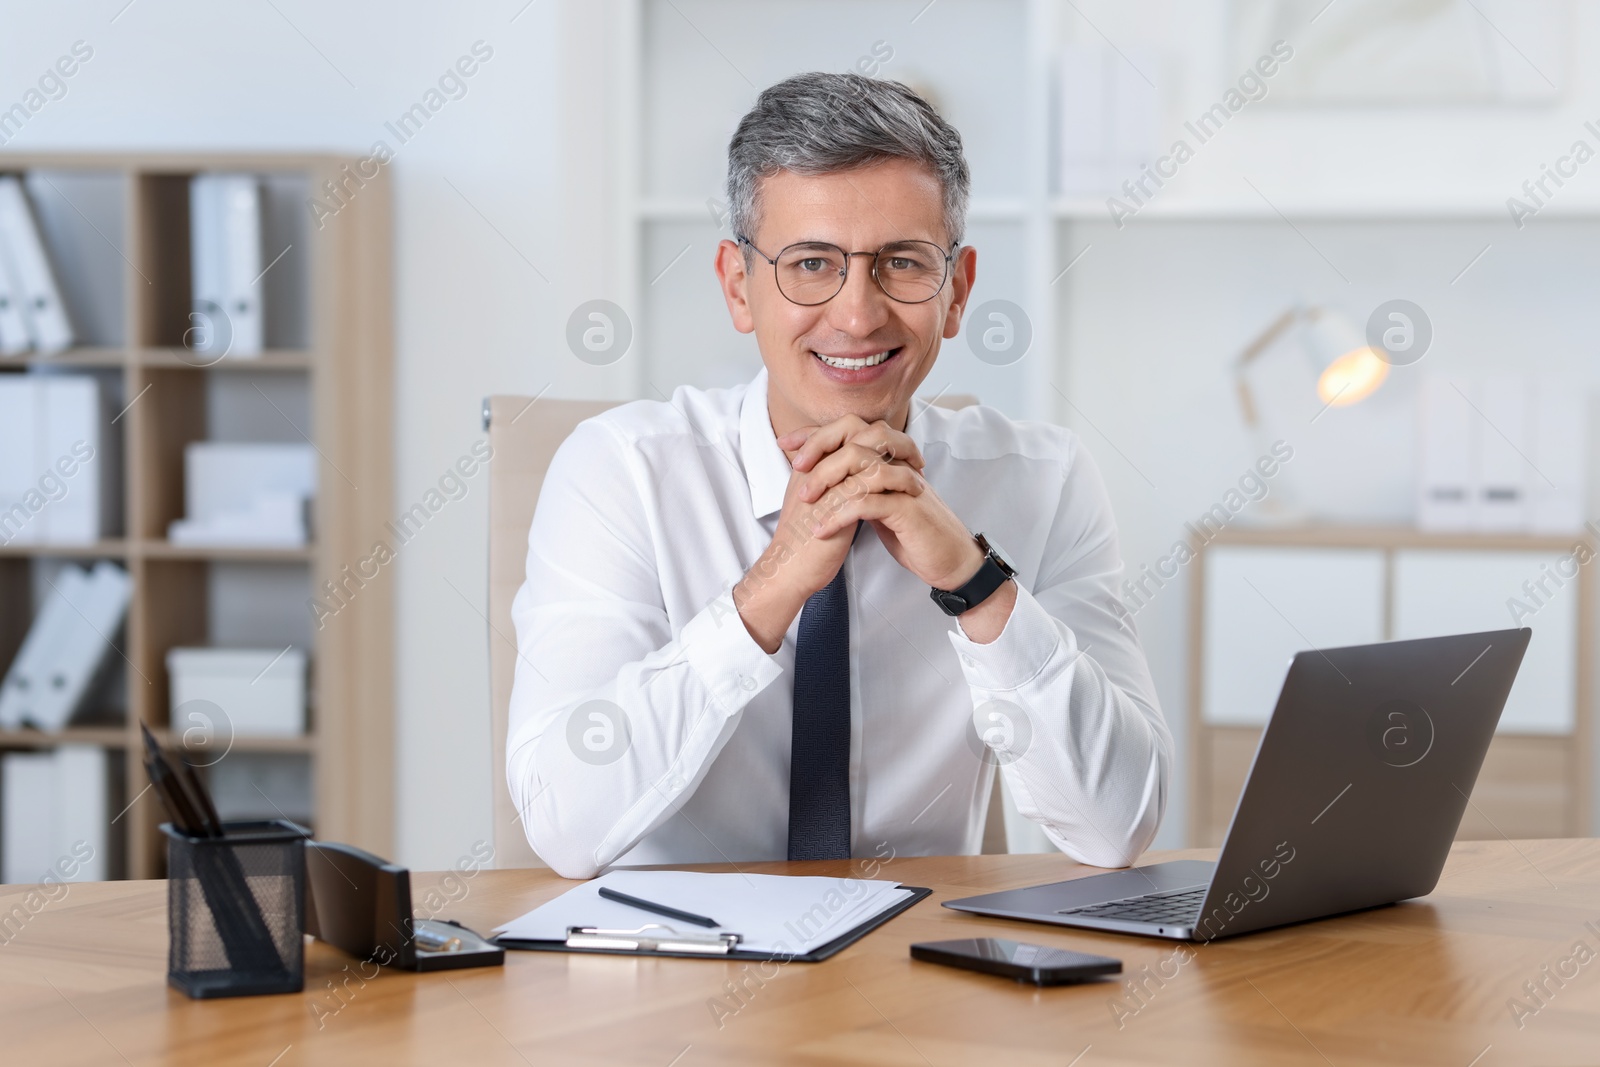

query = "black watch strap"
[930, 534, 1015, 616]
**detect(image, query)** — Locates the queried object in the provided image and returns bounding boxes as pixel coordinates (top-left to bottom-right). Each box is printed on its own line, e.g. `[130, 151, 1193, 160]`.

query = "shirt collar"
[905, 392, 936, 455]
[739, 367, 790, 520]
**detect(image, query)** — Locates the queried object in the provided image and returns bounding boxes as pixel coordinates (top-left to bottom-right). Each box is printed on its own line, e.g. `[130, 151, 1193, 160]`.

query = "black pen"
[141, 724, 206, 835]
[177, 756, 224, 838]
[599, 886, 720, 928]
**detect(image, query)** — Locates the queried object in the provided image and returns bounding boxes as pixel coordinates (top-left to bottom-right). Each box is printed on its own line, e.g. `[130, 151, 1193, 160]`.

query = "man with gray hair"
[508, 72, 1172, 879]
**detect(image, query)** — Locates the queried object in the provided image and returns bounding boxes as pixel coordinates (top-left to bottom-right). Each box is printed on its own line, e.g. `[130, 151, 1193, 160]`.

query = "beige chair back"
[486, 396, 619, 868]
[485, 392, 1002, 868]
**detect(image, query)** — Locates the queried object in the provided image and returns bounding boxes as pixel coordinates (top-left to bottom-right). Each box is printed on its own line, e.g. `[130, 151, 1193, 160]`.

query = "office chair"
[483, 390, 1008, 869]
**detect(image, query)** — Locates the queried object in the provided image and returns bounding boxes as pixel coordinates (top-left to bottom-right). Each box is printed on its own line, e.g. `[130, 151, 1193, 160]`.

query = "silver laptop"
[944, 628, 1530, 941]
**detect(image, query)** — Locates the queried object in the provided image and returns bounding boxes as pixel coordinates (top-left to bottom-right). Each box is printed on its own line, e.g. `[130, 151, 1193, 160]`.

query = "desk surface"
[2, 839, 1598, 1066]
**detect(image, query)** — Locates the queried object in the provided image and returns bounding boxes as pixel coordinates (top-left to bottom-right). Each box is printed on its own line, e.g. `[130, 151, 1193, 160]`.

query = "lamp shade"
[1304, 307, 1388, 407]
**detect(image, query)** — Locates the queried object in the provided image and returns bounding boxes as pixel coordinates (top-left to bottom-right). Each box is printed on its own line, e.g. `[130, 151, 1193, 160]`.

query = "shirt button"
[737, 673, 756, 691]
[961, 654, 977, 669]
[669, 776, 687, 791]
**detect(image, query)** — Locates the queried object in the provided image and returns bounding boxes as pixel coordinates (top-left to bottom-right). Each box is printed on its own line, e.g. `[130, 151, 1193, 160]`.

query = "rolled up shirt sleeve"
[946, 441, 1172, 868]
[506, 417, 783, 879]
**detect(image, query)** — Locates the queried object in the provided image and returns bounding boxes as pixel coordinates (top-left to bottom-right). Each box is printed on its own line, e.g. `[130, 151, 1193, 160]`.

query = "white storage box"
[167, 442, 314, 546]
[166, 647, 306, 738]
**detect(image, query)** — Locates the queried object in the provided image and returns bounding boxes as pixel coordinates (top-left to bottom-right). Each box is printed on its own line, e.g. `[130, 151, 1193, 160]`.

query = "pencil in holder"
[164, 819, 308, 999]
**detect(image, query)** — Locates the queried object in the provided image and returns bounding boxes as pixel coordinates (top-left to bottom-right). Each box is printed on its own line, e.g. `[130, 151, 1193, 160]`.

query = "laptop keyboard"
[1057, 886, 1208, 925]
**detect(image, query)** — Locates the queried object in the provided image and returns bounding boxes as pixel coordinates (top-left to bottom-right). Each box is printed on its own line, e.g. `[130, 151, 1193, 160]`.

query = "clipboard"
[495, 884, 931, 962]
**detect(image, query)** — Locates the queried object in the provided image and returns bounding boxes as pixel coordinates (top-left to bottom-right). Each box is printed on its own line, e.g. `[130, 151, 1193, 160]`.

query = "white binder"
[1416, 376, 1474, 532]
[38, 560, 132, 731]
[0, 565, 91, 729]
[0, 561, 131, 732]
[52, 745, 108, 882]
[1416, 374, 1585, 535]
[188, 174, 224, 354]
[39, 375, 107, 543]
[1, 751, 56, 884]
[218, 174, 264, 356]
[189, 173, 264, 358]
[0, 176, 74, 353]
[0, 376, 39, 546]
[0, 745, 107, 884]
[0, 375, 109, 545]
[0, 233, 30, 356]
[1528, 377, 1585, 534]
[1475, 375, 1529, 532]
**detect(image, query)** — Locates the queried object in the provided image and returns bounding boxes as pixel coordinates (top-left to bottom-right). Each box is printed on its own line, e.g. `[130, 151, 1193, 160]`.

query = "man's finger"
[848, 422, 924, 471]
[812, 463, 925, 519]
[776, 427, 817, 452]
[816, 452, 925, 506]
[790, 415, 922, 473]
[786, 414, 870, 472]
[798, 442, 919, 502]
[812, 490, 912, 540]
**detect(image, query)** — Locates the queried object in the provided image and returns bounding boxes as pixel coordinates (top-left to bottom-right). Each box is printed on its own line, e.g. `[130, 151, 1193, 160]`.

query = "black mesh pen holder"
[164, 819, 308, 999]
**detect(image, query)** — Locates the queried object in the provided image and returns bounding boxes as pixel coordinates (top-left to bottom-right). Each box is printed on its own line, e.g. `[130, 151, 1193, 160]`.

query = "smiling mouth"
[813, 347, 901, 369]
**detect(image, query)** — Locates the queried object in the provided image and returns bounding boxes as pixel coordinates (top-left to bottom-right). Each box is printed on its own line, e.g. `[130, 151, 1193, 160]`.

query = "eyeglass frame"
[736, 233, 960, 306]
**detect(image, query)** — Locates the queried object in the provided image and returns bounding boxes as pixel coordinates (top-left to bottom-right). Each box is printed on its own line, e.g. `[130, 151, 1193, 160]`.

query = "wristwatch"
[930, 533, 1017, 616]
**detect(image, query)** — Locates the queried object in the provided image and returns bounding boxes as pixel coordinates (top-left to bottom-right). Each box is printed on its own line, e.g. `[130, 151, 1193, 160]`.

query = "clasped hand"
[733, 414, 984, 653]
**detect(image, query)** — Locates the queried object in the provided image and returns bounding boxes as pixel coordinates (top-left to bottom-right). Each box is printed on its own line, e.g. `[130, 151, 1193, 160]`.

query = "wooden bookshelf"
[0, 152, 394, 879]
[0, 540, 130, 559]
[0, 727, 131, 749]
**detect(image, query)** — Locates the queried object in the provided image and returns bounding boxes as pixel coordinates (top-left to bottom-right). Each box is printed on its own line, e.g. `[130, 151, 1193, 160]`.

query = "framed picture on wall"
[1231, 0, 1569, 105]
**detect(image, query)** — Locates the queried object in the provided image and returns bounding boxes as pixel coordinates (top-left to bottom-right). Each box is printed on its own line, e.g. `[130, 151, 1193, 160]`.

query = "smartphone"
[910, 938, 1121, 986]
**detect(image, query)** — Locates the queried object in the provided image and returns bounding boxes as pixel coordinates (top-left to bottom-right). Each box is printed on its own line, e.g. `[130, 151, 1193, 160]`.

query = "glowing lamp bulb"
[1316, 346, 1389, 407]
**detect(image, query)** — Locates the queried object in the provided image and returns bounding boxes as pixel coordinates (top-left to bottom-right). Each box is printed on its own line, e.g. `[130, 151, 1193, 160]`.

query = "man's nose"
[826, 253, 891, 337]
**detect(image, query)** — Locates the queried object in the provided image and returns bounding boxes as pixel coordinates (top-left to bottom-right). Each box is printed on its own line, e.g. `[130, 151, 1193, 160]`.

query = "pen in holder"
[164, 819, 308, 999]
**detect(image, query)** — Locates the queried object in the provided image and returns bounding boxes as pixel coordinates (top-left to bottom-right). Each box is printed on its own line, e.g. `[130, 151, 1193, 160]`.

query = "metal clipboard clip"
[564, 924, 742, 955]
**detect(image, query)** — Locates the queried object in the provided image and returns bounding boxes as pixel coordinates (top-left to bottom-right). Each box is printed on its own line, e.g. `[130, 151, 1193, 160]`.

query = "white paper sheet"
[493, 870, 915, 956]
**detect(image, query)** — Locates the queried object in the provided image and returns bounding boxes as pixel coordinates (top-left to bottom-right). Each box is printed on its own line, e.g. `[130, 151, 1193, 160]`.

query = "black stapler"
[304, 840, 504, 972]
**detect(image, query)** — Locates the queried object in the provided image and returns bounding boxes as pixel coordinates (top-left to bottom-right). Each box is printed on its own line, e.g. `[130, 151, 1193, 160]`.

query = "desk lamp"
[1234, 305, 1388, 426]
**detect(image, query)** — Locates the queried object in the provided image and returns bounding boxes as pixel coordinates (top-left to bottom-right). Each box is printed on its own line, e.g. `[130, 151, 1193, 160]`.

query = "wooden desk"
[2, 840, 1598, 1065]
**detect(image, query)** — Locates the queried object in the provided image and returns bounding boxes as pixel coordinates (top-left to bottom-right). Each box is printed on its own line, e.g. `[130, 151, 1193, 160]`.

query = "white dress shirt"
[508, 367, 1172, 879]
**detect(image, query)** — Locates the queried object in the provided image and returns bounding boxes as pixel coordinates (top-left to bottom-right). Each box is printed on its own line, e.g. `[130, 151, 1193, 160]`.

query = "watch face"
[979, 534, 1017, 576]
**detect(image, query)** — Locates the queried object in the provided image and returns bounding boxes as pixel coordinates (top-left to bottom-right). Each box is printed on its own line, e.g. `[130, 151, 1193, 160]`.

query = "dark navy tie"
[787, 548, 854, 861]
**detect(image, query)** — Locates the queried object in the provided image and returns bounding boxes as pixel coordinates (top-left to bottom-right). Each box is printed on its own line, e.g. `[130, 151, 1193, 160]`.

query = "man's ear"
[942, 244, 978, 340]
[715, 239, 756, 334]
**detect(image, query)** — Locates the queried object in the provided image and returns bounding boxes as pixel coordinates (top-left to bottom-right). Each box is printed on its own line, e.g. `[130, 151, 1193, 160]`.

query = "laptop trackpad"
[945, 860, 1216, 914]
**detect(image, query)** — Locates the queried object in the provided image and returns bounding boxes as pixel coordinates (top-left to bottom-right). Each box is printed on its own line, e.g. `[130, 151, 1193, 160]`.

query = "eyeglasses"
[737, 234, 957, 306]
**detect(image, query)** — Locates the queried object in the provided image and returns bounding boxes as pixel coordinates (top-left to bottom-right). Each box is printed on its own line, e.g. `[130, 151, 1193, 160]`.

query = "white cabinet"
[1202, 543, 1581, 734]
[1191, 530, 1592, 847]
[1201, 547, 1385, 725]
[1392, 550, 1575, 734]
